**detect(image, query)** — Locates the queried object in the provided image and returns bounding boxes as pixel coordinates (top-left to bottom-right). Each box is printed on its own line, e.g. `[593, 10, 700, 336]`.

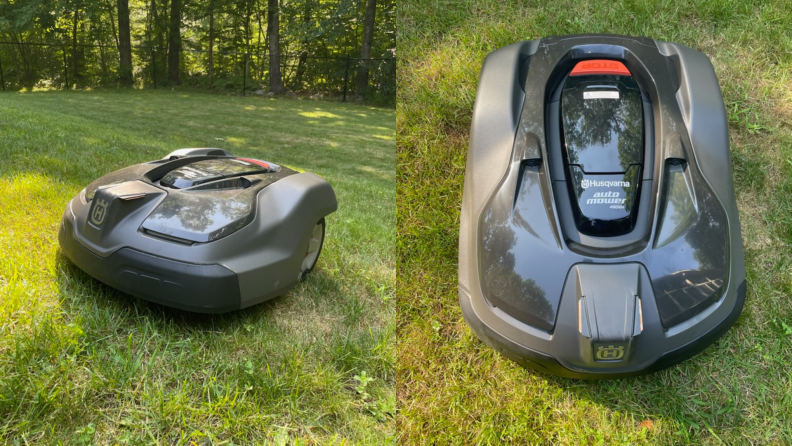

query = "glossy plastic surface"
[561, 75, 644, 173]
[61, 152, 338, 312]
[476, 36, 730, 330]
[460, 34, 745, 377]
[83, 157, 297, 243]
[567, 166, 641, 235]
[160, 158, 271, 189]
[143, 166, 296, 243]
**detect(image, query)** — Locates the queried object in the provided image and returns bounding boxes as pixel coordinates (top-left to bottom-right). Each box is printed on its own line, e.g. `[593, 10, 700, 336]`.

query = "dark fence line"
[0, 41, 393, 60]
[0, 41, 396, 105]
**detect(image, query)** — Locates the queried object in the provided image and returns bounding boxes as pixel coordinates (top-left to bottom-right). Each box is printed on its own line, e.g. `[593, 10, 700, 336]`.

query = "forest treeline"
[0, 0, 395, 104]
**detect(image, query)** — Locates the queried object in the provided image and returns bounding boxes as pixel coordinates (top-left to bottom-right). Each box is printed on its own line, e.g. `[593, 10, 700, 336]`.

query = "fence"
[0, 41, 396, 105]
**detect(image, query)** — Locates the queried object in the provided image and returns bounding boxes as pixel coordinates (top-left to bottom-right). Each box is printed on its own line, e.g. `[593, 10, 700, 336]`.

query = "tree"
[355, 0, 376, 98]
[0, 0, 396, 104]
[149, 0, 164, 82]
[71, 3, 79, 85]
[168, 0, 182, 85]
[208, 0, 215, 85]
[117, 0, 133, 86]
[295, 0, 311, 87]
[103, 0, 119, 49]
[267, 0, 285, 94]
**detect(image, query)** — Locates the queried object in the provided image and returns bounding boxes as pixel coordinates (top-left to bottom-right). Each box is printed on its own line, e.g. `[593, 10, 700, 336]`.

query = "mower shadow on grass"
[532, 330, 750, 435]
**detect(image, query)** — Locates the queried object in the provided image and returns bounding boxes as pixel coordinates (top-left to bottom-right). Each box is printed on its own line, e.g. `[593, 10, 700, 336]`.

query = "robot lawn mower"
[459, 35, 746, 379]
[59, 148, 337, 313]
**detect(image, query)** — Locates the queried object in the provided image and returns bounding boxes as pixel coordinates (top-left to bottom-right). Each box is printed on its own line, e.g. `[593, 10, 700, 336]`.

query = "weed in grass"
[0, 89, 394, 444]
[398, 0, 792, 444]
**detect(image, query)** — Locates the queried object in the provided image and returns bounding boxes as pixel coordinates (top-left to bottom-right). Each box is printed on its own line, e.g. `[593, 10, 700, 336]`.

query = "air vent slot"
[142, 229, 195, 245]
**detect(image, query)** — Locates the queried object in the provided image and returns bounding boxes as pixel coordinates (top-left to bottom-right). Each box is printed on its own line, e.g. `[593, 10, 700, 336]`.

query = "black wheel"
[299, 218, 326, 281]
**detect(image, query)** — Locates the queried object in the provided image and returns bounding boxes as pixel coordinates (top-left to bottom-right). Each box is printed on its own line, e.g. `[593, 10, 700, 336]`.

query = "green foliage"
[354, 371, 374, 399]
[0, 0, 396, 105]
[207, 74, 259, 91]
[74, 423, 96, 445]
[354, 371, 395, 423]
[0, 0, 56, 32]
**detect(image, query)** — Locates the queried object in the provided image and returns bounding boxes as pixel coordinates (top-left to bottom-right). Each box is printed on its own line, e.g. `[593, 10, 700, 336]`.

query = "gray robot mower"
[459, 35, 746, 378]
[59, 148, 337, 312]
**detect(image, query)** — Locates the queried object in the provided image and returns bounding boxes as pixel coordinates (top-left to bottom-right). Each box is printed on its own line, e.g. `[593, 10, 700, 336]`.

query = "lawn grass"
[397, 0, 792, 444]
[0, 89, 395, 444]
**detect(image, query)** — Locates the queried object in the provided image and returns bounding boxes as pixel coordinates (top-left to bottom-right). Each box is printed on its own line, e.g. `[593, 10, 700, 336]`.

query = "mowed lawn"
[398, 0, 792, 444]
[0, 90, 395, 444]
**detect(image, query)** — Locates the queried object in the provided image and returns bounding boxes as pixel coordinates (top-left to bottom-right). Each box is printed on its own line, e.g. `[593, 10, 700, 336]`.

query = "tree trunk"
[168, 0, 182, 85]
[105, 0, 119, 50]
[146, 0, 154, 82]
[155, 0, 164, 49]
[163, 0, 170, 66]
[261, 5, 268, 84]
[267, 0, 285, 94]
[118, 0, 133, 86]
[151, 0, 163, 81]
[208, 0, 214, 85]
[245, 1, 251, 51]
[72, 7, 79, 86]
[295, 0, 311, 88]
[355, 0, 376, 98]
[255, 0, 263, 81]
[231, 11, 239, 77]
[10, 32, 32, 88]
[232, 7, 239, 76]
[98, 41, 108, 79]
[146, 0, 153, 43]
[244, 3, 251, 81]
[78, 20, 85, 81]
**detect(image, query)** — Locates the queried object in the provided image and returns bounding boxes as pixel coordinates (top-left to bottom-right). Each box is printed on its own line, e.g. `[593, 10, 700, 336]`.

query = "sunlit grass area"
[0, 90, 395, 444]
[398, 0, 792, 444]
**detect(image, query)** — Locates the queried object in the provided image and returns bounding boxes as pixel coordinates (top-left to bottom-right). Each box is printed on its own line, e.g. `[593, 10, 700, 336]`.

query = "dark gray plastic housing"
[59, 150, 337, 313]
[459, 35, 745, 379]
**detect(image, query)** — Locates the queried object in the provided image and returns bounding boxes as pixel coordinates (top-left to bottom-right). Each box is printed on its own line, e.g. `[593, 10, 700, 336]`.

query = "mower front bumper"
[459, 277, 746, 380]
[59, 209, 242, 313]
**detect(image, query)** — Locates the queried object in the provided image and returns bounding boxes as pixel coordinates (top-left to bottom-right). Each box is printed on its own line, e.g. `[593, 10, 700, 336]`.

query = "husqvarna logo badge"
[91, 199, 109, 226]
[581, 179, 630, 189]
[596, 345, 625, 361]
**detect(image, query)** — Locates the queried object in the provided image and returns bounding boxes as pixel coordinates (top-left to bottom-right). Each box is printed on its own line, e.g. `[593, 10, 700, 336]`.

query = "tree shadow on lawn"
[53, 249, 345, 337]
